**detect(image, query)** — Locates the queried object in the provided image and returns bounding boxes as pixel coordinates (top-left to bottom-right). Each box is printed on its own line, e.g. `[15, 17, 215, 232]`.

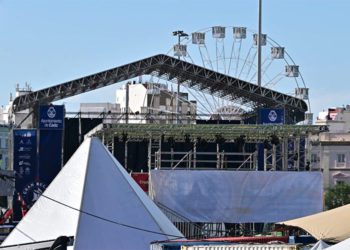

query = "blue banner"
[258, 108, 285, 125]
[13, 129, 37, 188]
[39, 105, 64, 130]
[38, 130, 63, 185]
[13, 129, 39, 219]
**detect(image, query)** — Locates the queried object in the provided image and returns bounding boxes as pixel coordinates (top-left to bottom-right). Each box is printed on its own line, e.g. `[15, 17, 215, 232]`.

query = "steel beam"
[11, 54, 308, 122]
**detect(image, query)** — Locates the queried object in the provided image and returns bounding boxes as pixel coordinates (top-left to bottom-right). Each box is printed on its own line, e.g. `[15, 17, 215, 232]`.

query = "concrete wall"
[311, 135, 350, 188]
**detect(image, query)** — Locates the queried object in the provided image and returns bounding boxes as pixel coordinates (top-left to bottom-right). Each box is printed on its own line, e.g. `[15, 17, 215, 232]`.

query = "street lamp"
[173, 30, 188, 124]
[173, 30, 189, 47]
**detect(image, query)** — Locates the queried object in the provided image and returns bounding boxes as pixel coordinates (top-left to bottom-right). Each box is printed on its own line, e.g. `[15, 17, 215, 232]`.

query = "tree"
[325, 183, 350, 210]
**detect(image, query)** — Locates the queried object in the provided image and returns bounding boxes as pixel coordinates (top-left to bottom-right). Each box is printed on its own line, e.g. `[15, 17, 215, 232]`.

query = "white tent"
[326, 238, 350, 250]
[1, 137, 183, 249]
[310, 240, 329, 250]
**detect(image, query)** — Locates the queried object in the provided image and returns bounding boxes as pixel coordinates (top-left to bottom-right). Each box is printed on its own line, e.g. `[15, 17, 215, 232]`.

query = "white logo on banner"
[268, 110, 278, 122]
[22, 182, 47, 207]
[47, 107, 56, 118]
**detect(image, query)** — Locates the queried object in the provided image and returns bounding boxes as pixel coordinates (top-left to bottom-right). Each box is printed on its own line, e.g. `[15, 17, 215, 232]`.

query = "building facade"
[311, 106, 350, 188]
[0, 125, 9, 170]
[116, 81, 196, 124]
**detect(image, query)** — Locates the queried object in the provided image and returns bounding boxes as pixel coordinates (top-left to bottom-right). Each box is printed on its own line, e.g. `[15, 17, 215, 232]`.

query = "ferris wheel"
[145, 26, 312, 124]
[178, 26, 312, 121]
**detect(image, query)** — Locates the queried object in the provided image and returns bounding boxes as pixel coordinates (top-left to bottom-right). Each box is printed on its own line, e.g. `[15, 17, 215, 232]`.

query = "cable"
[0, 173, 15, 181]
[40, 194, 185, 239]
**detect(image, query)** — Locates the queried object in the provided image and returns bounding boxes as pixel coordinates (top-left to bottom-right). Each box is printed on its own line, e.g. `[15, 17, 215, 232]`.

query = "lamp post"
[173, 30, 188, 124]
[257, 0, 262, 87]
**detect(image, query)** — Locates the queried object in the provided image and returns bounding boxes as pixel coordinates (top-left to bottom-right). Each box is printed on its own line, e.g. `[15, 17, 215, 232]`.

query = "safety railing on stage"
[156, 202, 227, 239]
[153, 150, 257, 170]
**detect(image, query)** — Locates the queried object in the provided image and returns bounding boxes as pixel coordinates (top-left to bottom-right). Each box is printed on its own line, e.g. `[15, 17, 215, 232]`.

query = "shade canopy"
[280, 204, 350, 243]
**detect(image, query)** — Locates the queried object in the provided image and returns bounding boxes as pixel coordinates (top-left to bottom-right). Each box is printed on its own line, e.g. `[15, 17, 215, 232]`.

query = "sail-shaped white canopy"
[1, 137, 183, 249]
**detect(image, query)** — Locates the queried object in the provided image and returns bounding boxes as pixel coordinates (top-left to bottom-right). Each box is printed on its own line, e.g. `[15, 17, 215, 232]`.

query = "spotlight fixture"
[270, 134, 280, 145]
[215, 134, 226, 144]
[184, 134, 191, 144]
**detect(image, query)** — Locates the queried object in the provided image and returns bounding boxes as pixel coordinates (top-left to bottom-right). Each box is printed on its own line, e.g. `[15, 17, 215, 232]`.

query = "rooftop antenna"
[257, 0, 262, 87]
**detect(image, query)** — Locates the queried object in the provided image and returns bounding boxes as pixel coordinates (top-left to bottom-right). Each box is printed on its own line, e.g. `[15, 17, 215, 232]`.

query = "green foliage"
[325, 183, 350, 210]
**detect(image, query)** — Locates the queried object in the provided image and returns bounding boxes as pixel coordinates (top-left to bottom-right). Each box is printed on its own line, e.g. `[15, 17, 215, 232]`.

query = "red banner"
[131, 173, 149, 192]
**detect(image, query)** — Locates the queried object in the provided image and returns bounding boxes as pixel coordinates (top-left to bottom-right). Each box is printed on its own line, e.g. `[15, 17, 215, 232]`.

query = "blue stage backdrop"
[257, 108, 285, 169]
[258, 108, 285, 125]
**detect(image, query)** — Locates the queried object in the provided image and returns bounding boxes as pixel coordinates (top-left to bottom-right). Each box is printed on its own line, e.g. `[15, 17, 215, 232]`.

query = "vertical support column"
[124, 140, 128, 170]
[7, 128, 13, 209]
[78, 112, 82, 144]
[294, 137, 300, 171]
[257, 0, 262, 87]
[193, 141, 197, 169]
[170, 147, 174, 168]
[253, 147, 258, 171]
[176, 34, 181, 124]
[112, 136, 115, 156]
[61, 107, 65, 168]
[176, 80, 180, 124]
[272, 144, 276, 171]
[158, 136, 162, 169]
[148, 138, 152, 172]
[147, 137, 153, 198]
[216, 143, 220, 169]
[305, 133, 311, 171]
[282, 137, 287, 171]
[220, 151, 224, 169]
[264, 148, 267, 171]
[249, 153, 252, 170]
[125, 82, 129, 124]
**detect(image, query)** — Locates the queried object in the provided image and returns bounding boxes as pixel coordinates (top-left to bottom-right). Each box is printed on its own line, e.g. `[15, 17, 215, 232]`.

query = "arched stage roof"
[11, 54, 307, 122]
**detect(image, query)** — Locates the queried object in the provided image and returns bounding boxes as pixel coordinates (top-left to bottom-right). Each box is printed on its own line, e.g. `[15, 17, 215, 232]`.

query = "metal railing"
[154, 150, 257, 170]
[156, 202, 227, 239]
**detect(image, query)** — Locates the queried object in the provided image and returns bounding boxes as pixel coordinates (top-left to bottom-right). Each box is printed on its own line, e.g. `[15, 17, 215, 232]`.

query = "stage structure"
[89, 123, 322, 172]
[7, 51, 318, 174]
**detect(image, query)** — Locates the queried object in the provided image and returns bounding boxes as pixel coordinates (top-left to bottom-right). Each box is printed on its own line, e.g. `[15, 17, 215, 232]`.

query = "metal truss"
[11, 54, 307, 122]
[95, 123, 320, 143]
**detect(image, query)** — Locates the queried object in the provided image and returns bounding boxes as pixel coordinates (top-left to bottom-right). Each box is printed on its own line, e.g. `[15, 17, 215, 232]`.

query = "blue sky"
[0, 0, 349, 118]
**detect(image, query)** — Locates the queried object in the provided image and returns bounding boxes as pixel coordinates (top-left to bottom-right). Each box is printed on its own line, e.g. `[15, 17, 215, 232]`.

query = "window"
[336, 180, 345, 185]
[311, 153, 318, 163]
[337, 154, 346, 163]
